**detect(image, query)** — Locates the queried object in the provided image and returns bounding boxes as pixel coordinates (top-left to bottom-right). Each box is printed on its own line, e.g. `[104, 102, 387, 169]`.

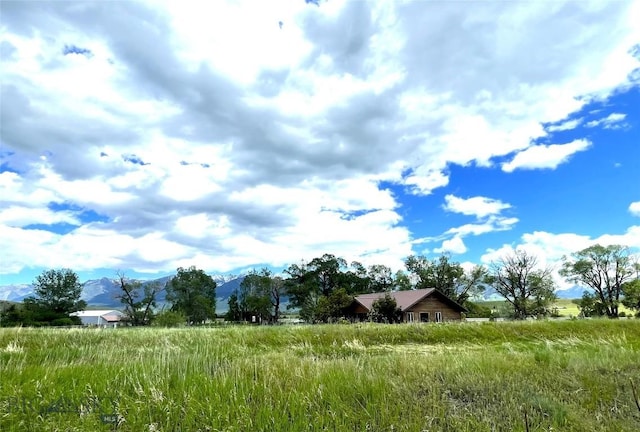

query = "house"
[350, 288, 467, 323]
[70, 310, 123, 327]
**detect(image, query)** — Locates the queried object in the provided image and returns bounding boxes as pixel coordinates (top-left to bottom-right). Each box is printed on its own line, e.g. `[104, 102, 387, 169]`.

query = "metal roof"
[70, 310, 123, 317]
[353, 288, 467, 312]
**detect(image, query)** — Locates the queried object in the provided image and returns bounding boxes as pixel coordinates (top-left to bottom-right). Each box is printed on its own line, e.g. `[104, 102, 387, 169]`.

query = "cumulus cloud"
[434, 236, 467, 255]
[481, 227, 640, 289]
[419, 197, 518, 255]
[443, 195, 511, 218]
[630, 201, 640, 217]
[1, 0, 639, 276]
[502, 139, 591, 172]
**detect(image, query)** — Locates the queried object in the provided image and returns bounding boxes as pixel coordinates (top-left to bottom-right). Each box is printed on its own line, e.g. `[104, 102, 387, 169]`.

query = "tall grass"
[1, 320, 639, 431]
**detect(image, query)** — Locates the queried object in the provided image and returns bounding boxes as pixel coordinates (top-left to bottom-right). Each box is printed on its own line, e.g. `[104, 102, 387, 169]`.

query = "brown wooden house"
[350, 288, 467, 322]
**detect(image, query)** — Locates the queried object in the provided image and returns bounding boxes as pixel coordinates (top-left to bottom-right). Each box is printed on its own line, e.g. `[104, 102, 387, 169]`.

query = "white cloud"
[481, 227, 640, 289]
[546, 118, 583, 132]
[585, 112, 627, 129]
[434, 236, 467, 254]
[502, 139, 591, 173]
[630, 201, 640, 217]
[1, 0, 639, 278]
[445, 217, 519, 237]
[443, 195, 511, 218]
[0, 206, 79, 228]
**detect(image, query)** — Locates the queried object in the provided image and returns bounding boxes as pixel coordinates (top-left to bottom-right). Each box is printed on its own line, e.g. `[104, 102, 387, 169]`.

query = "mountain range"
[0, 274, 245, 312]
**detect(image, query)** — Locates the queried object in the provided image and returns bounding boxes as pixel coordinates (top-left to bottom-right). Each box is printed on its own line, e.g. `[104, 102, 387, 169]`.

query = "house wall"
[406, 296, 462, 322]
[79, 316, 104, 326]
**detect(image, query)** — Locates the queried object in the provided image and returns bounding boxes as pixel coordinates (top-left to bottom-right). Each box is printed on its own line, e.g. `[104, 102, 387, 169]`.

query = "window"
[420, 312, 429, 322]
[435, 312, 443, 323]
[406, 312, 414, 323]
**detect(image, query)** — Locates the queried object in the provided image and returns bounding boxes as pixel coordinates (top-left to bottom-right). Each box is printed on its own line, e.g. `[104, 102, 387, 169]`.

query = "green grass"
[1, 320, 640, 431]
[477, 299, 635, 318]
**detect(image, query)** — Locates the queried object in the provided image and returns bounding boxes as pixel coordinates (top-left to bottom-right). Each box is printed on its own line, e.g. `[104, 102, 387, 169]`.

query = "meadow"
[1, 320, 640, 431]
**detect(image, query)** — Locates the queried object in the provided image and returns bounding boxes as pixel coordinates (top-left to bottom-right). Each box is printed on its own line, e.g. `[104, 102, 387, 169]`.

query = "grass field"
[478, 299, 635, 318]
[2, 320, 640, 431]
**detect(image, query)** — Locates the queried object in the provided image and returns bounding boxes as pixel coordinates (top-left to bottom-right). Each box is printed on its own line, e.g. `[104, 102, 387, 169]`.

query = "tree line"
[1, 244, 638, 327]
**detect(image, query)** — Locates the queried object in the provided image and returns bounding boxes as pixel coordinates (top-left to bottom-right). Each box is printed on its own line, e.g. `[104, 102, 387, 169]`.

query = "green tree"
[572, 292, 607, 318]
[166, 266, 217, 325]
[340, 261, 370, 294]
[405, 254, 487, 303]
[115, 272, 163, 326]
[24, 269, 87, 324]
[308, 254, 347, 296]
[225, 291, 242, 322]
[486, 250, 557, 319]
[369, 293, 402, 323]
[315, 288, 354, 322]
[560, 244, 634, 318]
[621, 278, 640, 316]
[237, 268, 285, 323]
[239, 270, 273, 323]
[284, 261, 317, 318]
[394, 270, 412, 291]
[367, 264, 394, 292]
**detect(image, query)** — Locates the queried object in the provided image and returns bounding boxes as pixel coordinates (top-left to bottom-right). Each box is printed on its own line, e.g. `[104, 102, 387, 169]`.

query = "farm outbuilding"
[350, 288, 467, 322]
[70, 310, 123, 327]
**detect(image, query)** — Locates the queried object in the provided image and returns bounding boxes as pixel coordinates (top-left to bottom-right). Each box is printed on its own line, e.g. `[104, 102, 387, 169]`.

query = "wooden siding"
[405, 296, 462, 322]
[352, 303, 369, 314]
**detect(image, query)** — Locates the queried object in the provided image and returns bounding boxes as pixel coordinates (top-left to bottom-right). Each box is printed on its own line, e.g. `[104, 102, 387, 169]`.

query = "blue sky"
[1, 0, 639, 289]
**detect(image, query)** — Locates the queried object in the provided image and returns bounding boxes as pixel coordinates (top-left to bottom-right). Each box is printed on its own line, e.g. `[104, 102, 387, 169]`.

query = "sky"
[1, 0, 639, 289]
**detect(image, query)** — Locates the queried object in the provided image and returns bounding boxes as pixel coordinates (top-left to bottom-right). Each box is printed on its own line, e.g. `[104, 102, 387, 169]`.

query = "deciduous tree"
[25, 269, 87, 318]
[560, 244, 634, 318]
[486, 250, 556, 319]
[621, 278, 640, 317]
[166, 266, 217, 325]
[315, 288, 353, 322]
[237, 268, 285, 323]
[116, 272, 163, 326]
[405, 254, 487, 303]
[225, 291, 242, 322]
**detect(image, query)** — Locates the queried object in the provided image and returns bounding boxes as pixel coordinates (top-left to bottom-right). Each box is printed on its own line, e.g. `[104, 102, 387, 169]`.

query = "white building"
[70, 310, 123, 327]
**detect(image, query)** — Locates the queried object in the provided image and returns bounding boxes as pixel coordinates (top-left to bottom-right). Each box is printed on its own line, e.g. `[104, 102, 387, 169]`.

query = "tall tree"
[225, 291, 242, 322]
[116, 272, 163, 326]
[621, 278, 640, 316]
[368, 264, 394, 292]
[340, 261, 370, 294]
[237, 268, 285, 323]
[238, 270, 273, 323]
[307, 253, 347, 296]
[394, 270, 412, 291]
[405, 254, 487, 303]
[27, 269, 87, 317]
[166, 266, 217, 325]
[560, 244, 634, 318]
[283, 261, 319, 322]
[269, 275, 285, 323]
[486, 250, 557, 319]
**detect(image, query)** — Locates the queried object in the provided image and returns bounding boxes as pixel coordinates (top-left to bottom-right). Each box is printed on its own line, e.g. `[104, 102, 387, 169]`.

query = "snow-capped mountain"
[0, 274, 246, 309]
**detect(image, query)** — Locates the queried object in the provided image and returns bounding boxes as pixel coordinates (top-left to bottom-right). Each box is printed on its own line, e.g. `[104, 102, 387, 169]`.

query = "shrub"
[153, 310, 186, 327]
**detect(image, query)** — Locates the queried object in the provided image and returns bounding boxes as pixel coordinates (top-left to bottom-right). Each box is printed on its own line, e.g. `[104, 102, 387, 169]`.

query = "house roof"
[353, 288, 467, 313]
[70, 310, 123, 318]
[100, 315, 121, 322]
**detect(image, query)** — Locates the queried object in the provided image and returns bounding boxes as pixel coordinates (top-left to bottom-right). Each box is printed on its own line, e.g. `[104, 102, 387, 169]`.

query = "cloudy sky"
[1, 0, 639, 288]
